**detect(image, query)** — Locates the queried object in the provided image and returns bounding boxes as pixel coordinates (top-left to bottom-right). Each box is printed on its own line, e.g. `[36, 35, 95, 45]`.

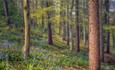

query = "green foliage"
[31, 6, 54, 19]
[103, 24, 115, 30]
[0, 0, 3, 16]
[0, 0, 115, 70]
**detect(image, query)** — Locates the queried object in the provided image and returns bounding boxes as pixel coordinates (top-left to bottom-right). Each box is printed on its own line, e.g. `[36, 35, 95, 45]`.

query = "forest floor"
[0, 28, 115, 70]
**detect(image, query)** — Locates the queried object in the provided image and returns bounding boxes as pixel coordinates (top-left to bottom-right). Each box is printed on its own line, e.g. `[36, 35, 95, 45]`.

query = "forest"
[0, 0, 115, 70]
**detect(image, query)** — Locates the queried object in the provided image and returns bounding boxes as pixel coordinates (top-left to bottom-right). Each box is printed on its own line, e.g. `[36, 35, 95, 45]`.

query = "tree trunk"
[99, 0, 104, 62]
[88, 0, 100, 70]
[48, 22, 53, 45]
[3, 0, 11, 27]
[104, 0, 110, 54]
[66, 5, 70, 46]
[69, 25, 74, 51]
[62, 14, 66, 41]
[47, 1, 53, 45]
[66, 22, 70, 45]
[106, 31, 110, 53]
[75, 0, 80, 52]
[112, 14, 115, 48]
[82, 0, 87, 48]
[23, 0, 30, 59]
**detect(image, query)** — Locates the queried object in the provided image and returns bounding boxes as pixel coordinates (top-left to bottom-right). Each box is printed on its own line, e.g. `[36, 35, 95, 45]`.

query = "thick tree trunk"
[23, 0, 30, 59]
[88, 0, 100, 70]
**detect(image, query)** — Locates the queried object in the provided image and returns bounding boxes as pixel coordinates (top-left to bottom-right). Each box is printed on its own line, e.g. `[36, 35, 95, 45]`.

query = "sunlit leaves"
[31, 6, 54, 19]
[103, 24, 115, 30]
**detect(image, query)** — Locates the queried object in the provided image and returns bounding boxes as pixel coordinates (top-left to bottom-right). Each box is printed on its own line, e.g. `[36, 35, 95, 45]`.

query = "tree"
[75, 0, 80, 52]
[112, 13, 115, 48]
[3, 0, 11, 27]
[23, 0, 30, 59]
[88, 0, 100, 70]
[66, 3, 70, 46]
[104, 0, 110, 54]
[47, 0, 53, 45]
[99, 0, 104, 62]
[82, 0, 87, 48]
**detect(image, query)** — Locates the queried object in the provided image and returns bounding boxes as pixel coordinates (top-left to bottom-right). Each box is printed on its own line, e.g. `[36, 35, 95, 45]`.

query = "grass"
[0, 27, 115, 70]
[0, 46, 88, 70]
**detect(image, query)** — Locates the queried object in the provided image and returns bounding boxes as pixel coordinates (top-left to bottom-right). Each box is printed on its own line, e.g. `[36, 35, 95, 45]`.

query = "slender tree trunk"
[88, 0, 100, 70]
[48, 22, 53, 45]
[69, 25, 74, 51]
[60, 1, 66, 41]
[99, 0, 104, 62]
[66, 22, 70, 45]
[66, 5, 70, 46]
[69, 0, 74, 50]
[112, 14, 115, 48]
[75, 0, 80, 52]
[3, 0, 11, 27]
[59, 3, 63, 35]
[113, 32, 115, 48]
[106, 31, 110, 53]
[47, 1, 53, 45]
[59, 22, 62, 35]
[23, 0, 30, 59]
[62, 11, 66, 41]
[104, 0, 110, 54]
[41, 0, 45, 32]
[82, 0, 86, 47]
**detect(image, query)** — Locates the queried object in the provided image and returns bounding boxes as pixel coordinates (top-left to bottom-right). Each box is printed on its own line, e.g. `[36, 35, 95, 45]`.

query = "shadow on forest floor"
[104, 53, 115, 64]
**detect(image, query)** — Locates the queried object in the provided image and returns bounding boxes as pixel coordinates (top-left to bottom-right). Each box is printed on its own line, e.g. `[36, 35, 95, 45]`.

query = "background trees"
[0, 0, 115, 70]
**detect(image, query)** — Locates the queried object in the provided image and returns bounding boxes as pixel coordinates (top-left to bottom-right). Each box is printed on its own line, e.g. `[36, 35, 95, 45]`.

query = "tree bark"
[82, 0, 87, 48]
[88, 0, 100, 70]
[23, 0, 30, 59]
[66, 4, 70, 46]
[99, 0, 104, 62]
[48, 21, 53, 45]
[104, 0, 110, 54]
[47, 0, 53, 45]
[112, 14, 115, 48]
[3, 0, 11, 27]
[75, 0, 80, 52]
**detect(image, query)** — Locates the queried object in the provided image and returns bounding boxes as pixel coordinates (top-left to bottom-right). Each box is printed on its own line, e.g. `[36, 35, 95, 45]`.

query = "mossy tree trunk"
[23, 0, 30, 59]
